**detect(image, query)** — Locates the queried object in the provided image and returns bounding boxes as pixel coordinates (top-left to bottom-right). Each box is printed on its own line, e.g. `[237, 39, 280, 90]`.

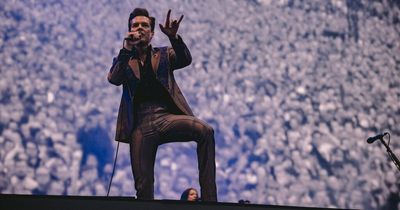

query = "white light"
[47, 92, 55, 103]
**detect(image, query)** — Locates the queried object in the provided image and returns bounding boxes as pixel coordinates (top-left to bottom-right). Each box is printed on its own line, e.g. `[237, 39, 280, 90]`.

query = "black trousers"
[130, 102, 217, 201]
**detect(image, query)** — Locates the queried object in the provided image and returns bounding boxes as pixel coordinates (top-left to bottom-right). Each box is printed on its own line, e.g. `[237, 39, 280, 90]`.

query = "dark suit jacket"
[108, 36, 194, 143]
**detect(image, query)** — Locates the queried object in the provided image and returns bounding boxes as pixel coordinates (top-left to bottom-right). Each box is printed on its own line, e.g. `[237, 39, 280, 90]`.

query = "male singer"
[107, 8, 217, 201]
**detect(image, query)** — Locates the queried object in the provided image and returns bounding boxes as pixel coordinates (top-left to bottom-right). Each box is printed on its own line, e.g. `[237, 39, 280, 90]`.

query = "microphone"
[367, 132, 388, 144]
[124, 36, 140, 41]
[124, 32, 142, 41]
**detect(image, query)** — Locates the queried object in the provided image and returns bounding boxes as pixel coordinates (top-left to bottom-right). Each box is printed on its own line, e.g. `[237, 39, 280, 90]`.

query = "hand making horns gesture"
[159, 9, 184, 38]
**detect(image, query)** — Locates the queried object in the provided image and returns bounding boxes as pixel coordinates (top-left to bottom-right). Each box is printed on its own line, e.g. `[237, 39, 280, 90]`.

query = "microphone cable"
[107, 141, 120, 196]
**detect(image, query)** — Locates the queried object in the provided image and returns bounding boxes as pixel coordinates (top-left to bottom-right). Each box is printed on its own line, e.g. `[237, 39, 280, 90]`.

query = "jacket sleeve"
[168, 35, 192, 71]
[107, 48, 132, 86]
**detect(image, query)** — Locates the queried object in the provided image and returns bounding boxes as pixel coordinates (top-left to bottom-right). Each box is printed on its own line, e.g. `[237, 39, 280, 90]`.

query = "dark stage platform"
[0, 194, 356, 210]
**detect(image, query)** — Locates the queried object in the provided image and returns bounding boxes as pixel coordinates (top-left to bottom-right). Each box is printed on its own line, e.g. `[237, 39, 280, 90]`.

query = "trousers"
[130, 102, 217, 201]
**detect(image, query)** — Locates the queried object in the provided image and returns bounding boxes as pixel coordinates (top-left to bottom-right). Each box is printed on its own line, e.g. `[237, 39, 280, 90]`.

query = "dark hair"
[180, 188, 197, 201]
[128, 8, 155, 32]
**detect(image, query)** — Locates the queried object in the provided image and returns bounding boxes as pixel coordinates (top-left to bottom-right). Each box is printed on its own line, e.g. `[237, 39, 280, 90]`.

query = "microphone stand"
[378, 135, 400, 173]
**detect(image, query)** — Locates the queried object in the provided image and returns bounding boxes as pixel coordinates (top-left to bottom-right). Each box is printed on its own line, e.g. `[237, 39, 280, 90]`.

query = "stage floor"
[0, 194, 357, 210]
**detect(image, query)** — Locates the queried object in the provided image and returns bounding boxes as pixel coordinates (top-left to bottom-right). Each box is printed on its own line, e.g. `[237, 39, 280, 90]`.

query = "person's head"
[180, 188, 198, 201]
[128, 8, 155, 46]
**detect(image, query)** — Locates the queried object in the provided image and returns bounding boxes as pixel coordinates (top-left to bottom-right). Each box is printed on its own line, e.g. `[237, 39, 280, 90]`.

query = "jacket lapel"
[151, 49, 160, 75]
[128, 59, 140, 79]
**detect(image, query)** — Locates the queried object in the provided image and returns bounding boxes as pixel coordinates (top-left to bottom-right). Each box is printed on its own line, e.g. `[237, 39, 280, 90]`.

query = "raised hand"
[159, 9, 184, 38]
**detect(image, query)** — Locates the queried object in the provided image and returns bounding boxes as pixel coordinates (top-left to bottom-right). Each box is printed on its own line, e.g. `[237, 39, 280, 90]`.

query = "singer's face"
[130, 16, 153, 45]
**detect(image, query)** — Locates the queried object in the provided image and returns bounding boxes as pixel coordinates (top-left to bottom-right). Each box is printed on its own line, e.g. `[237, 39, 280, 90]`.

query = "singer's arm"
[168, 35, 192, 70]
[159, 10, 191, 70]
[107, 48, 131, 86]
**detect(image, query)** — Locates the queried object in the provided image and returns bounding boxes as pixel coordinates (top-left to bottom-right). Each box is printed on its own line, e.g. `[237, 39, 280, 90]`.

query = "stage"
[0, 194, 357, 210]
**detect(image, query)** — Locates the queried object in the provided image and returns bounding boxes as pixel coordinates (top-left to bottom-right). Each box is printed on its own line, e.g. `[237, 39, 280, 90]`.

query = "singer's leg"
[130, 124, 159, 200]
[156, 114, 217, 201]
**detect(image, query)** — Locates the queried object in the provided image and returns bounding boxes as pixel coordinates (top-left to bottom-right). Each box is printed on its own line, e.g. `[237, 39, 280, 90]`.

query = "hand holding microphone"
[123, 31, 142, 50]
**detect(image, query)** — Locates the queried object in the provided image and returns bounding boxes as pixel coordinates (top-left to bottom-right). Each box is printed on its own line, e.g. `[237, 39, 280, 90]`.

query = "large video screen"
[0, 0, 399, 209]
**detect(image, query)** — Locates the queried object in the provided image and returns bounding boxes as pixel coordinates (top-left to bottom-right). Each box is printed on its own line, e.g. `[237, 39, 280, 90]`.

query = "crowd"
[0, 0, 399, 209]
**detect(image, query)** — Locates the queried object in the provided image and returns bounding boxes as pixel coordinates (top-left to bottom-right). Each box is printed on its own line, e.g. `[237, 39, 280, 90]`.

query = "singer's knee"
[192, 119, 214, 141]
[204, 124, 214, 136]
[199, 123, 214, 141]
